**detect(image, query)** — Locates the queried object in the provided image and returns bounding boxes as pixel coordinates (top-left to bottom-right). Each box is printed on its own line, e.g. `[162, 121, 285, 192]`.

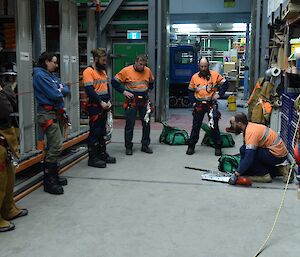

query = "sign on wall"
[224, 0, 235, 8]
[127, 30, 142, 40]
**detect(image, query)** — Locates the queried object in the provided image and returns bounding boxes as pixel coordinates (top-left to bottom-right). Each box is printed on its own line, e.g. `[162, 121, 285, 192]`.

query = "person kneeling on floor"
[228, 112, 293, 184]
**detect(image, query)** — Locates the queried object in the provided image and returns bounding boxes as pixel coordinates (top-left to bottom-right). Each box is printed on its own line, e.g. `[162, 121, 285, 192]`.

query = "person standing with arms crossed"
[33, 52, 69, 195]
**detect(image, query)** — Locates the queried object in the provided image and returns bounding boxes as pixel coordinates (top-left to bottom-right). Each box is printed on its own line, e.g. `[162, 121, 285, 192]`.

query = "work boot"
[0, 162, 27, 220]
[44, 162, 64, 195]
[98, 144, 116, 164]
[101, 152, 116, 163]
[126, 148, 133, 155]
[186, 145, 195, 155]
[246, 173, 272, 183]
[141, 145, 153, 154]
[8, 209, 28, 220]
[50, 163, 68, 186]
[215, 148, 222, 156]
[0, 219, 15, 232]
[277, 164, 294, 183]
[57, 176, 68, 186]
[88, 144, 106, 168]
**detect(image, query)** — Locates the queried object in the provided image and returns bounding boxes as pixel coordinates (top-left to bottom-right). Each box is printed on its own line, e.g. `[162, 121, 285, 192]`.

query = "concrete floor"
[1, 102, 300, 257]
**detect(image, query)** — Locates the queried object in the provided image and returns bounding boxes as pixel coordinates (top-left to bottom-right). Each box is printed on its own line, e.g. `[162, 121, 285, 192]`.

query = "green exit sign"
[127, 30, 141, 40]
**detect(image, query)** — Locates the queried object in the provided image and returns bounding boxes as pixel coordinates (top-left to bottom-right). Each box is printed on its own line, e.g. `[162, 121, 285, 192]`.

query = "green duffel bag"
[159, 122, 189, 145]
[201, 123, 235, 148]
[218, 154, 241, 173]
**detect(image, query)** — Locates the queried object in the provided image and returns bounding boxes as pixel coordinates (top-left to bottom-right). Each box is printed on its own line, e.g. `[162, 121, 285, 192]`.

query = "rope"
[253, 162, 295, 257]
[253, 114, 300, 257]
[14, 80, 81, 96]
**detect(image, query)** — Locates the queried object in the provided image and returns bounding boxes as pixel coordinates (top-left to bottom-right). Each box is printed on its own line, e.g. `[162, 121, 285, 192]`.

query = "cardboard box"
[224, 62, 236, 73]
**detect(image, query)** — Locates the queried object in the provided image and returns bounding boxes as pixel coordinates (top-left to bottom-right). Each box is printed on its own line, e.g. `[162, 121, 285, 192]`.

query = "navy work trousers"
[189, 103, 221, 148]
[240, 145, 287, 176]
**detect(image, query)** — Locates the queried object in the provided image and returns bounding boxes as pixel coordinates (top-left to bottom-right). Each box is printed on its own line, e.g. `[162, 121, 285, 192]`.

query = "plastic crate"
[280, 94, 300, 161]
[280, 113, 289, 145]
[281, 94, 290, 116]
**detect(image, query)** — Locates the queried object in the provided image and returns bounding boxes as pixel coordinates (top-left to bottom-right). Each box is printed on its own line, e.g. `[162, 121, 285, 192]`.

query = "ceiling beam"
[170, 12, 251, 24]
[100, 0, 125, 32]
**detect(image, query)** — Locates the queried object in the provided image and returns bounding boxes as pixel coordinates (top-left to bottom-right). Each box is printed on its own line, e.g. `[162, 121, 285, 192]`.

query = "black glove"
[229, 173, 238, 185]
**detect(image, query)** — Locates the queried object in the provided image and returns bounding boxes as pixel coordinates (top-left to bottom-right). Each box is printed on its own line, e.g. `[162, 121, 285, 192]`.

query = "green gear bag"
[159, 122, 189, 145]
[201, 123, 235, 148]
[218, 154, 241, 173]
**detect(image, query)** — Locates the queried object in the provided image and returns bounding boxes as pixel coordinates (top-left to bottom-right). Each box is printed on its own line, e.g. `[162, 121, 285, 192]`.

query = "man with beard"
[186, 57, 228, 156]
[83, 48, 116, 168]
[228, 112, 293, 184]
[112, 55, 154, 155]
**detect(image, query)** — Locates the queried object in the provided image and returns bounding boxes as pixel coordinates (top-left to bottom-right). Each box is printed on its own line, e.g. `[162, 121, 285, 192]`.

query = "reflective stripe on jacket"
[245, 122, 288, 158]
[114, 65, 154, 93]
[188, 70, 225, 101]
[83, 67, 109, 95]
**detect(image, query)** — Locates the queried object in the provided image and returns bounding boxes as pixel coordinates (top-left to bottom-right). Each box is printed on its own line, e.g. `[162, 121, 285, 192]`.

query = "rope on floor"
[253, 162, 295, 257]
[253, 114, 300, 257]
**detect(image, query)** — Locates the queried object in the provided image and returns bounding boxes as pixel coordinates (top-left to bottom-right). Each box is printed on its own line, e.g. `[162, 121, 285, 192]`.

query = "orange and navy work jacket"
[245, 122, 288, 158]
[188, 70, 225, 101]
[82, 66, 110, 103]
[114, 65, 154, 96]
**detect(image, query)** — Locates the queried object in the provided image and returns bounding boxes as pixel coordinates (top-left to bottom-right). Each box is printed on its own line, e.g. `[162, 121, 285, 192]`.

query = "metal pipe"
[32, 0, 45, 62]
[244, 23, 250, 100]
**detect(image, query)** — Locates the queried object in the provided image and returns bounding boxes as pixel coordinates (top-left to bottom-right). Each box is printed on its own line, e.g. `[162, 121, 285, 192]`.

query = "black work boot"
[186, 145, 195, 155]
[57, 176, 68, 186]
[215, 147, 222, 156]
[52, 163, 68, 186]
[101, 152, 116, 163]
[44, 162, 64, 195]
[88, 144, 106, 168]
[141, 145, 153, 154]
[126, 148, 133, 155]
[98, 144, 116, 164]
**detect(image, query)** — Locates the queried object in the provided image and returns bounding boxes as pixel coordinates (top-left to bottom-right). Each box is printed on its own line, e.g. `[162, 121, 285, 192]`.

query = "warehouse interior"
[1, 0, 300, 256]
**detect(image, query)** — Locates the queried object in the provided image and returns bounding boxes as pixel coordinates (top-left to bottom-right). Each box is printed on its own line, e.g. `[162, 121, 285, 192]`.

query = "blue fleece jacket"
[33, 67, 70, 111]
[237, 149, 256, 175]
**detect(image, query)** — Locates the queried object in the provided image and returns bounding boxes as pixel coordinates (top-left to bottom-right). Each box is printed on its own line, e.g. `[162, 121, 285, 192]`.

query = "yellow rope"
[253, 162, 295, 257]
[253, 114, 300, 257]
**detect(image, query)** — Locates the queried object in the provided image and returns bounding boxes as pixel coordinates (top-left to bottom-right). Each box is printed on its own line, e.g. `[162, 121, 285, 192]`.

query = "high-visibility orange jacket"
[245, 122, 288, 158]
[188, 70, 225, 101]
[83, 66, 110, 103]
[114, 65, 154, 95]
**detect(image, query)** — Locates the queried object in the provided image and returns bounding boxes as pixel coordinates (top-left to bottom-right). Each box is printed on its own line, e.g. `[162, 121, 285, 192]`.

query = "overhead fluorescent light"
[176, 27, 201, 33]
[232, 23, 247, 31]
[172, 24, 198, 29]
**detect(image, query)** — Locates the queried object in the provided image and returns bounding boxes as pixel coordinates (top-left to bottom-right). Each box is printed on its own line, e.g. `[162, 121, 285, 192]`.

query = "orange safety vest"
[247, 77, 265, 105]
[245, 122, 288, 158]
[115, 65, 154, 93]
[82, 67, 109, 96]
[188, 70, 225, 101]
